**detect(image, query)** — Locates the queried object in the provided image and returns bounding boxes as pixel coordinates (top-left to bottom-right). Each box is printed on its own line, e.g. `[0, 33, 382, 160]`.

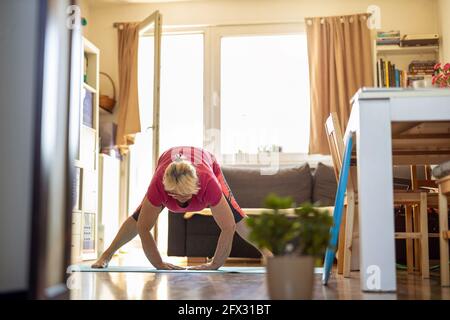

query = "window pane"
[220, 34, 310, 155]
[159, 34, 204, 152]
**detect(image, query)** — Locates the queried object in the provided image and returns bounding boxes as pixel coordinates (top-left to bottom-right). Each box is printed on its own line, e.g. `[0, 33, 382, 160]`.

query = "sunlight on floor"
[86, 247, 263, 268]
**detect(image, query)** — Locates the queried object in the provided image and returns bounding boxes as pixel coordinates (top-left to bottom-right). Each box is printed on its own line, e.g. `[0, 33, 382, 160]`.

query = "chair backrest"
[325, 112, 356, 193]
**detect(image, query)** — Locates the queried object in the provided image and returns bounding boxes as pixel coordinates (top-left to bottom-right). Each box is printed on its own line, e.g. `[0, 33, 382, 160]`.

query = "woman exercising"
[93, 146, 269, 270]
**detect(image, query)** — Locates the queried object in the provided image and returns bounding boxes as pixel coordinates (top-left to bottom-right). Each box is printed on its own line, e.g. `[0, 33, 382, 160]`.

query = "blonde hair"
[163, 159, 200, 195]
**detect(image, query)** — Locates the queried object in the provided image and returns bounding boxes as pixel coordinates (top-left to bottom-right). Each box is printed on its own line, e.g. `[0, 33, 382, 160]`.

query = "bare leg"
[92, 216, 138, 268]
[236, 217, 273, 264]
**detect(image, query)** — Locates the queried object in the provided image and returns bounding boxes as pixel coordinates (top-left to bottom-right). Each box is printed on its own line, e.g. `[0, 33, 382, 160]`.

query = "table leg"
[356, 99, 397, 292]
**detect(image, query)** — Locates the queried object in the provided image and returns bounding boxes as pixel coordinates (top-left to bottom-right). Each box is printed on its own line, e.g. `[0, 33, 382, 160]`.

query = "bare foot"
[91, 253, 112, 269]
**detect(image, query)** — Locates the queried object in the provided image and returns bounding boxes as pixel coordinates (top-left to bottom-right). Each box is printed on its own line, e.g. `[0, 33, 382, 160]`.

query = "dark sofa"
[167, 163, 337, 259]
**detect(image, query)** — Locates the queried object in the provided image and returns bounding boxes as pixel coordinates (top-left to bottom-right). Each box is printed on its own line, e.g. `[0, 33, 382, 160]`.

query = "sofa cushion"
[312, 162, 337, 206]
[220, 164, 312, 207]
[185, 215, 261, 258]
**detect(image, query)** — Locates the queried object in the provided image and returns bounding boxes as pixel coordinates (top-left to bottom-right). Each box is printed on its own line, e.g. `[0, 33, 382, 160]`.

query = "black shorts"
[132, 166, 246, 223]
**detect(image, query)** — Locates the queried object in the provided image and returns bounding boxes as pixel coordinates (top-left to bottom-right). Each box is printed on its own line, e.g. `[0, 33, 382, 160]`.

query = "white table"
[344, 88, 450, 292]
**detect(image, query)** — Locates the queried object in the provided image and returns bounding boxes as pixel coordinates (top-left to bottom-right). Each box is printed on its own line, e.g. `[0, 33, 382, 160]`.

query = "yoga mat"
[71, 265, 324, 274]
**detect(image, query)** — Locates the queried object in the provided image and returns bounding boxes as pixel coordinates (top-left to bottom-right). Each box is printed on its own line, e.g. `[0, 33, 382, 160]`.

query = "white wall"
[0, 0, 38, 293]
[438, 0, 450, 62]
[85, 0, 440, 118]
[79, 0, 91, 37]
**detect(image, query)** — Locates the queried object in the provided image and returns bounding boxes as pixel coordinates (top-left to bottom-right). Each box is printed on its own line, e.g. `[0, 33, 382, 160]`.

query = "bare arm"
[137, 198, 184, 270]
[190, 195, 236, 270]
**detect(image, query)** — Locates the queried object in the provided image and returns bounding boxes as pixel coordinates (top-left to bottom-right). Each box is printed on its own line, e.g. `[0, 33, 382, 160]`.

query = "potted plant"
[246, 193, 332, 299]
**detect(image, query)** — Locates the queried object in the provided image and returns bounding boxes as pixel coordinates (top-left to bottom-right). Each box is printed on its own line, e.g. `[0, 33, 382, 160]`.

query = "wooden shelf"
[376, 45, 439, 55]
[83, 37, 100, 55]
[372, 39, 439, 88]
[83, 82, 97, 93]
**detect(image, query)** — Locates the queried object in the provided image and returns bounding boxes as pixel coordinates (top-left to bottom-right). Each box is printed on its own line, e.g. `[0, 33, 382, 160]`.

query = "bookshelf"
[71, 37, 100, 263]
[373, 40, 439, 88]
[376, 45, 439, 54]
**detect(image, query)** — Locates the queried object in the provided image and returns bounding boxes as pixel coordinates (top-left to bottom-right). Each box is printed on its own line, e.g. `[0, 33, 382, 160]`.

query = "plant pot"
[266, 255, 315, 299]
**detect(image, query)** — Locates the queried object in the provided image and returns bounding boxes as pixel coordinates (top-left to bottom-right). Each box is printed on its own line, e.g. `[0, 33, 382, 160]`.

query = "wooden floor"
[70, 250, 450, 300]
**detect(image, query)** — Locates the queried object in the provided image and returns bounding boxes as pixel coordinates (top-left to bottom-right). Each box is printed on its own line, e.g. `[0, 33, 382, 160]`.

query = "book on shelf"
[376, 59, 410, 88]
[376, 38, 401, 45]
[401, 34, 439, 47]
[408, 60, 435, 75]
[377, 30, 401, 38]
[376, 30, 400, 46]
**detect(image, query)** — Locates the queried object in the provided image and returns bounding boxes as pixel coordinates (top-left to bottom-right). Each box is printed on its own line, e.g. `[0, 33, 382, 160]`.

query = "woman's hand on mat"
[154, 262, 185, 270]
[188, 263, 221, 270]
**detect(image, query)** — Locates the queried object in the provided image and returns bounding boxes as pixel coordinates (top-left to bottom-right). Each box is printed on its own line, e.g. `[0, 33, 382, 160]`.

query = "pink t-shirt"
[145, 146, 223, 213]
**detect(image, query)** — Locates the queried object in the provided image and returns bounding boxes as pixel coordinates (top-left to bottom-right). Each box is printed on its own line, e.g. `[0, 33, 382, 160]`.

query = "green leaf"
[246, 195, 333, 257]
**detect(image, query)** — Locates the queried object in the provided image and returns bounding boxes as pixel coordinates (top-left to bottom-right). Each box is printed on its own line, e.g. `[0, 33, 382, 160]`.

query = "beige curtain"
[305, 13, 373, 155]
[116, 23, 141, 153]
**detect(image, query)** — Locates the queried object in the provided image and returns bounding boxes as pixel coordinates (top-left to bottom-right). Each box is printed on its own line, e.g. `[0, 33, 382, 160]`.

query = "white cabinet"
[71, 211, 82, 262]
[82, 168, 98, 214]
[71, 37, 100, 263]
[80, 125, 97, 170]
[98, 154, 120, 255]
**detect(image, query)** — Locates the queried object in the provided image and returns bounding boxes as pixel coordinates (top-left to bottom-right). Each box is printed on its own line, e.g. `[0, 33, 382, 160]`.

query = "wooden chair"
[408, 165, 437, 274]
[407, 166, 449, 274]
[325, 112, 430, 278]
[436, 172, 450, 286]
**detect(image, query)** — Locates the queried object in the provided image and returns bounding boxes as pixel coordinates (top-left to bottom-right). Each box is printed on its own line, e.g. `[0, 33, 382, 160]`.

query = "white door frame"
[139, 11, 163, 179]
